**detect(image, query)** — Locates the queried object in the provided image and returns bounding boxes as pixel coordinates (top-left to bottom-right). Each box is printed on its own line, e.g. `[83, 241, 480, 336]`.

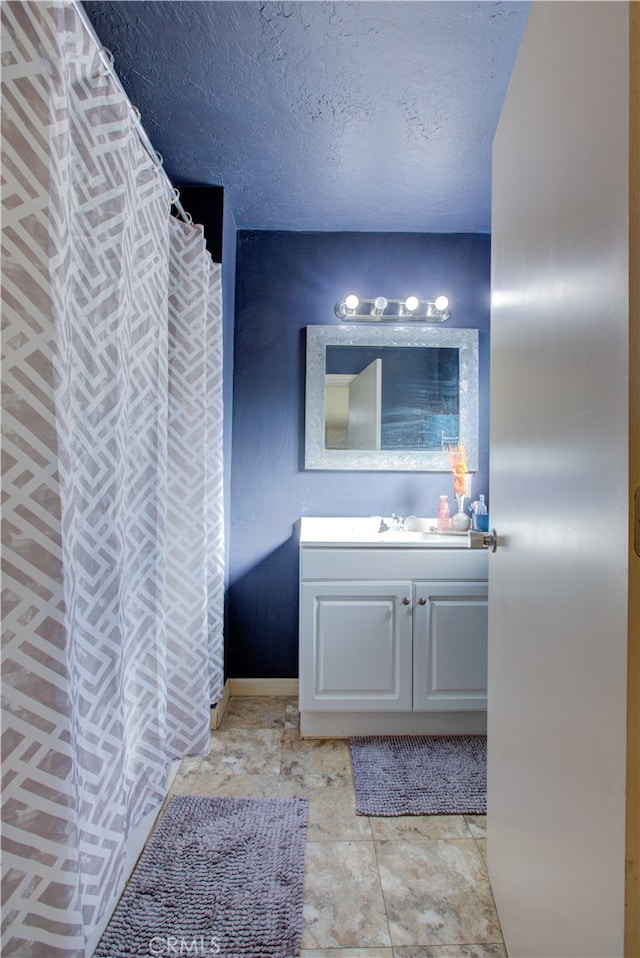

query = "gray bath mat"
[94, 795, 308, 957]
[349, 735, 486, 815]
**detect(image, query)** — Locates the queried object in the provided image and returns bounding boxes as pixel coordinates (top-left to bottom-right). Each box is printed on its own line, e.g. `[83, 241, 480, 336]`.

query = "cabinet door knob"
[401, 596, 411, 605]
[417, 597, 427, 605]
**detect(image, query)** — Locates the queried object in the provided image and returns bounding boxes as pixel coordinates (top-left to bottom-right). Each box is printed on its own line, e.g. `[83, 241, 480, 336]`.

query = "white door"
[347, 358, 382, 449]
[299, 581, 413, 711]
[488, 4, 635, 956]
[413, 582, 487, 711]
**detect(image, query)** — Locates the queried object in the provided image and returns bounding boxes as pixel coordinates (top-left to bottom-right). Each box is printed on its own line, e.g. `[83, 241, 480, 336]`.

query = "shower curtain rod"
[74, 1, 191, 225]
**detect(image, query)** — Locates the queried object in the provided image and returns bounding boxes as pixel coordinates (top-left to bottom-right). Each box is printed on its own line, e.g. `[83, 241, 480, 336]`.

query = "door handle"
[417, 597, 427, 606]
[401, 596, 411, 605]
[484, 528, 498, 553]
[468, 528, 498, 553]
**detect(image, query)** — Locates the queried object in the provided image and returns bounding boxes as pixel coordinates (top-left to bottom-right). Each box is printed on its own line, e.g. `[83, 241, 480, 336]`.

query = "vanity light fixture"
[334, 294, 451, 322]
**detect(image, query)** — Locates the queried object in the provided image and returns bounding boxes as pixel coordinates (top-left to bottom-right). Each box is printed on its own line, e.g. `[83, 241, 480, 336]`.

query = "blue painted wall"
[227, 231, 490, 678]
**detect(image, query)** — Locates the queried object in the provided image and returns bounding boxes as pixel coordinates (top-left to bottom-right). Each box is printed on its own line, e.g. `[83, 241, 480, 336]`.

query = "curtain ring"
[170, 188, 193, 224]
[98, 47, 115, 76]
[130, 105, 142, 127]
[155, 150, 164, 169]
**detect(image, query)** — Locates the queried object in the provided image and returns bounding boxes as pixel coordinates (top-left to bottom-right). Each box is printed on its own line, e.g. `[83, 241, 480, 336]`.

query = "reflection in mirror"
[305, 325, 478, 471]
[325, 345, 459, 451]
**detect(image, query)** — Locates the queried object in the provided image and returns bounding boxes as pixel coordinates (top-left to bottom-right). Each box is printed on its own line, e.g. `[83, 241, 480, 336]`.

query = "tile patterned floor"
[168, 696, 506, 958]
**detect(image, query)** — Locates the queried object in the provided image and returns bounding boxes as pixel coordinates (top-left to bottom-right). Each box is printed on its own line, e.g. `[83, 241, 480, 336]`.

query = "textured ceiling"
[82, 1, 530, 232]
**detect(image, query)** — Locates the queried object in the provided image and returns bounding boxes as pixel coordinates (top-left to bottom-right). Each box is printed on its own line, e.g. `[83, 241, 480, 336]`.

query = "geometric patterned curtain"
[205, 260, 225, 707]
[166, 220, 224, 756]
[0, 3, 224, 954]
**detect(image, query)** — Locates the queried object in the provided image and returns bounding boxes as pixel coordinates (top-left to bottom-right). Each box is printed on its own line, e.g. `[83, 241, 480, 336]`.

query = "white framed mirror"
[305, 325, 479, 471]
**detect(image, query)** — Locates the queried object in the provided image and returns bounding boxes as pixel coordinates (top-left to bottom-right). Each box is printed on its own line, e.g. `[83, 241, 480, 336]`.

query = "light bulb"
[434, 295, 449, 311]
[404, 295, 420, 312]
[344, 293, 359, 311]
[372, 296, 388, 316]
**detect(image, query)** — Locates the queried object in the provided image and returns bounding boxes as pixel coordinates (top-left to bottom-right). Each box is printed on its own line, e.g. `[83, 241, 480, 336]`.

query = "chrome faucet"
[378, 514, 410, 533]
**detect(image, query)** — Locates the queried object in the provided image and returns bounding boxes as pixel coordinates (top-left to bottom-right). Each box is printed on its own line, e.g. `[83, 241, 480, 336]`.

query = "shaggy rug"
[349, 734, 486, 815]
[94, 795, 309, 958]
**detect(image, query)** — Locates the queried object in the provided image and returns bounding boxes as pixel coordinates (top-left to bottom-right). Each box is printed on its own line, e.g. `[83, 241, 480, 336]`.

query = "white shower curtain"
[1, 2, 224, 954]
[166, 218, 225, 755]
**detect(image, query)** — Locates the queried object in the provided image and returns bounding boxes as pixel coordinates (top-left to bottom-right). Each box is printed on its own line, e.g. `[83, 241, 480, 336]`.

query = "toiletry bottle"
[437, 495, 450, 531]
[472, 493, 489, 532]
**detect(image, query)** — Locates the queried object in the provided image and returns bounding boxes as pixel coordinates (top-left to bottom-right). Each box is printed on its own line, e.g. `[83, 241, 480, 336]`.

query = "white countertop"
[298, 516, 471, 548]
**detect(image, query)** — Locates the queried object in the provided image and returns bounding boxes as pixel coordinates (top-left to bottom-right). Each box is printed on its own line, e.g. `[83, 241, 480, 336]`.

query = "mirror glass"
[305, 325, 478, 471]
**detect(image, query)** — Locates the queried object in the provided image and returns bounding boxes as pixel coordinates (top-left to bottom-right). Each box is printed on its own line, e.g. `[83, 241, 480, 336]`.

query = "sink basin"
[377, 529, 435, 542]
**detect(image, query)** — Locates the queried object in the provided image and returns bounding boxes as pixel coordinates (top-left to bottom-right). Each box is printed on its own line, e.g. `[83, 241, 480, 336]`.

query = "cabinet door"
[413, 581, 488, 711]
[300, 581, 412, 711]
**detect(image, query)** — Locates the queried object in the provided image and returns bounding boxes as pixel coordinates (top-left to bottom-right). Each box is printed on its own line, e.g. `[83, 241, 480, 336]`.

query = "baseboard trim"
[210, 679, 231, 729]
[229, 678, 299, 697]
[300, 709, 487, 738]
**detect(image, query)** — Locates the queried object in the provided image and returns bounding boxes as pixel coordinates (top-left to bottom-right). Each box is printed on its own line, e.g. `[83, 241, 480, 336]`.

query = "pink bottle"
[437, 495, 450, 531]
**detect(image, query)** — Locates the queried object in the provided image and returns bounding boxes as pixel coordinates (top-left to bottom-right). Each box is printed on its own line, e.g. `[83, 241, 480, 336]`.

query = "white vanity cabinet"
[298, 520, 489, 737]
